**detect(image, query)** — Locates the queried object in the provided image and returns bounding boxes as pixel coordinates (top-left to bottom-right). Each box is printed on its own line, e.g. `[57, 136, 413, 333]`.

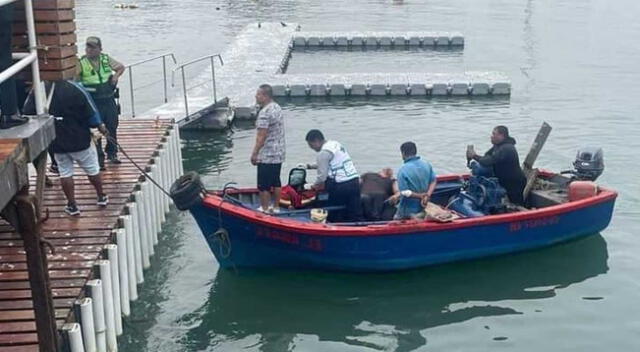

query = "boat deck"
[0, 119, 178, 351]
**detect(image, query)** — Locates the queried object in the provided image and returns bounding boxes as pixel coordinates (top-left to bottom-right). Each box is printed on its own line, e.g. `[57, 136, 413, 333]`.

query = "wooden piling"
[12, 0, 78, 81]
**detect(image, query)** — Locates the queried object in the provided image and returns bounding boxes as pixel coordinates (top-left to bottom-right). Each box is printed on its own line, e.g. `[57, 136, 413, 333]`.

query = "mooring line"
[106, 135, 173, 198]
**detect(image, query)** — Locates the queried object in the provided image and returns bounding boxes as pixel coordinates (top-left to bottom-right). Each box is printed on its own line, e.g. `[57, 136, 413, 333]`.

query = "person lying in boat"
[302, 129, 362, 222]
[360, 168, 397, 221]
[388, 142, 437, 220]
[466, 125, 527, 205]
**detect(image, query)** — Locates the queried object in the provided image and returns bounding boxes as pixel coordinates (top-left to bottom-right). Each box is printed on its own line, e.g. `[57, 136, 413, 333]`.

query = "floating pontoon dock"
[142, 23, 511, 124]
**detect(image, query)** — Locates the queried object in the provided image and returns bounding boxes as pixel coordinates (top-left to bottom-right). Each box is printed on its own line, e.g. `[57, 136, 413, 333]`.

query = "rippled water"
[76, 0, 640, 350]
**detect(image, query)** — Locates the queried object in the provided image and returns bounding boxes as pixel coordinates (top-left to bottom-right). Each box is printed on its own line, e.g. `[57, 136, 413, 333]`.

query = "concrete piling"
[115, 229, 131, 316]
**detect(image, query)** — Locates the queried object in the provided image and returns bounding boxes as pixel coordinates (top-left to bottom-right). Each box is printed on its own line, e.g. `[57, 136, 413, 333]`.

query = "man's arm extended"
[312, 150, 332, 188]
[473, 147, 506, 167]
[109, 57, 126, 85]
[250, 128, 267, 165]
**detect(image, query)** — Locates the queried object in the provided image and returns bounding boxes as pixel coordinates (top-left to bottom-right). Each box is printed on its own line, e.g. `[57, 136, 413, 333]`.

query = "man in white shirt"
[303, 129, 362, 222]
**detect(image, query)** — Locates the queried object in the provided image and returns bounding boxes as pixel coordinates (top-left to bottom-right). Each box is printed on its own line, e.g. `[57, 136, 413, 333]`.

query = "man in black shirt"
[360, 168, 397, 221]
[24, 80, 109, 215]
[0, 3, 28, 129]
[467, 126, 527, 205]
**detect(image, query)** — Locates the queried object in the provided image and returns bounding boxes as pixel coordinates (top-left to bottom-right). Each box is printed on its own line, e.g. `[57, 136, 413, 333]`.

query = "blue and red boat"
[174, 167, 617, 272]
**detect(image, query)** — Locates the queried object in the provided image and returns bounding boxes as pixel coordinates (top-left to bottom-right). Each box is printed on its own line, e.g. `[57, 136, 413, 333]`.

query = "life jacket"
[322, 140, 359, 183]
[78, 54, 114, 99]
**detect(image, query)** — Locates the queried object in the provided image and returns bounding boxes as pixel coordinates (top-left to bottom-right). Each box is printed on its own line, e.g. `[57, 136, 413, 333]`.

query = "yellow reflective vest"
[78, 54, 114, 98]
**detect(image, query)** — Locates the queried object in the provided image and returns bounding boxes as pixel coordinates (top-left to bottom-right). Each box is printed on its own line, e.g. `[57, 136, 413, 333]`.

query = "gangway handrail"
[171, 54, 224, 118]
[125, 52, 177, 117]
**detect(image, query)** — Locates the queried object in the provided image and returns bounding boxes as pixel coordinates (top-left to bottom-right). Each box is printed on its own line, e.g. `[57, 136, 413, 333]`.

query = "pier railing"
[2, 0, 44, 114]
[172, 54, 224, 117]
[125, 53, 177, 117]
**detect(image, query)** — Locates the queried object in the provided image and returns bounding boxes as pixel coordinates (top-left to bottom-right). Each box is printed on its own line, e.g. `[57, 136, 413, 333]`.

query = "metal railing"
[125, 53, 177, 117]
[171, 54, 223, 117]
[1, 0, 44, 114]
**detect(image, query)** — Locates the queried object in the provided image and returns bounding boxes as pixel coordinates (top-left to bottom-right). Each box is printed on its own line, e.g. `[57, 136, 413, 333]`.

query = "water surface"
[74, 0, 640, 350]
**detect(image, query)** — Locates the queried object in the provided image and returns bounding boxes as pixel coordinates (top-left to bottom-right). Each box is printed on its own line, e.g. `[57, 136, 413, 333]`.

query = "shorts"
[257, 163, 282, 191]
[54, 146, 100, 178]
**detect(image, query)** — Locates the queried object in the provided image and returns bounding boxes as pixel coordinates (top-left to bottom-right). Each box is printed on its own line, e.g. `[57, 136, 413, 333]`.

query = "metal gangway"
[124, 52, 225, 124]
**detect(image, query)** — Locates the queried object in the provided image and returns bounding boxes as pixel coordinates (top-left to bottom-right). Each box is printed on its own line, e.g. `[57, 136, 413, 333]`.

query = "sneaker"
[49, 164, 59, 174]
[100, 165, 107, 172]
[64, 204, 80, 216]
[108, 156, 122, 164]
[97, 194, 109, 207]
[268, 206, 281, 214]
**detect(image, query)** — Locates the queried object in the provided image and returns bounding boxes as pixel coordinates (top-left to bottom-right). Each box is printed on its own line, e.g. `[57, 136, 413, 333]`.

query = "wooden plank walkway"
[0, 119, 178, 351]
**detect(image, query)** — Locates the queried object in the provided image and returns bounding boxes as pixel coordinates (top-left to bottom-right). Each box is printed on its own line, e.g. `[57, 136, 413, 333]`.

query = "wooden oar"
[522, 122, 552, 200]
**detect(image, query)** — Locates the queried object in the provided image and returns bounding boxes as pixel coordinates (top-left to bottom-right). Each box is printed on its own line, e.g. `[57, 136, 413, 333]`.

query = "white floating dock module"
[267, 72, 511, 97]
[292, 31, 464, 47]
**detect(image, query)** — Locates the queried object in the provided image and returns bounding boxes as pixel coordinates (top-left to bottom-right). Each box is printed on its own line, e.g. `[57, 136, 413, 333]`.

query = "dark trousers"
[326, 178, 362, 223]
[94, 97, 119, 157]
[0, 3, 17, 116]
[361, 193, 395, 221]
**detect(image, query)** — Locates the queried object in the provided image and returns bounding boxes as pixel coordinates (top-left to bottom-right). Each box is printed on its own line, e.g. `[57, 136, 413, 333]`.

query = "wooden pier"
[0, 119, 182, 351]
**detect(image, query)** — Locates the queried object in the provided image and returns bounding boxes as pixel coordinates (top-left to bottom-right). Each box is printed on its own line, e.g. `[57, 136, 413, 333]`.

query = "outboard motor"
[448, 176, 507, 217]
[288, 168, 307, 189]
[571, 147, 604, 181]
[281, 168, 317, 209]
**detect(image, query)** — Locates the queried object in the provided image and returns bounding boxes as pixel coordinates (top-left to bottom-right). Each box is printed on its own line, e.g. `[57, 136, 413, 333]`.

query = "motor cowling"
[572, 147, 604, 181]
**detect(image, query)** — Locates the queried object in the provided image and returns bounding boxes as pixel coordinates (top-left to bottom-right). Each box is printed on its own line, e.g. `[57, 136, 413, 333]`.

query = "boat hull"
[189, 193, 616, 272]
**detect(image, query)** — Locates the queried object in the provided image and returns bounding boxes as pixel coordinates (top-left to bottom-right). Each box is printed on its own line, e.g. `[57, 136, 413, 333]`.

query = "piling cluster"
[60, 124, 183, 352]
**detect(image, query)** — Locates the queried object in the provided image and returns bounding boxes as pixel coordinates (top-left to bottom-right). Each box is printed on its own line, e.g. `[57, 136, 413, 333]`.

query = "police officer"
[77, 36, 125, 165]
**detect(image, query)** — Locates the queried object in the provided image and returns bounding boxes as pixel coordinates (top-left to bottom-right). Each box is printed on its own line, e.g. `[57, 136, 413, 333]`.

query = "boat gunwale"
[200, 171, 618, 236]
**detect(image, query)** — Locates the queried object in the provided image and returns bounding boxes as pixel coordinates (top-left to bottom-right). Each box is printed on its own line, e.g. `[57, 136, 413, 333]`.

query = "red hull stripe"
[202, 172, 618, 237]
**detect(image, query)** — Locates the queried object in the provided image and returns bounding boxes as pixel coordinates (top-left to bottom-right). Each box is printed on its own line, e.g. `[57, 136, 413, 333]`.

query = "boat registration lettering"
[509, 216, 560, 232]
[255, 228, 324, 251]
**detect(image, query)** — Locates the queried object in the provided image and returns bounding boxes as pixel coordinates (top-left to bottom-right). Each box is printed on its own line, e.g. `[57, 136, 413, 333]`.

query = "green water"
[73, 0, 640, 350]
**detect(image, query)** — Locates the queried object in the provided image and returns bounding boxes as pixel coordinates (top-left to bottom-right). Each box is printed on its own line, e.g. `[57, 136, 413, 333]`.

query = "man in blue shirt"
[388, 142, 437, 219]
